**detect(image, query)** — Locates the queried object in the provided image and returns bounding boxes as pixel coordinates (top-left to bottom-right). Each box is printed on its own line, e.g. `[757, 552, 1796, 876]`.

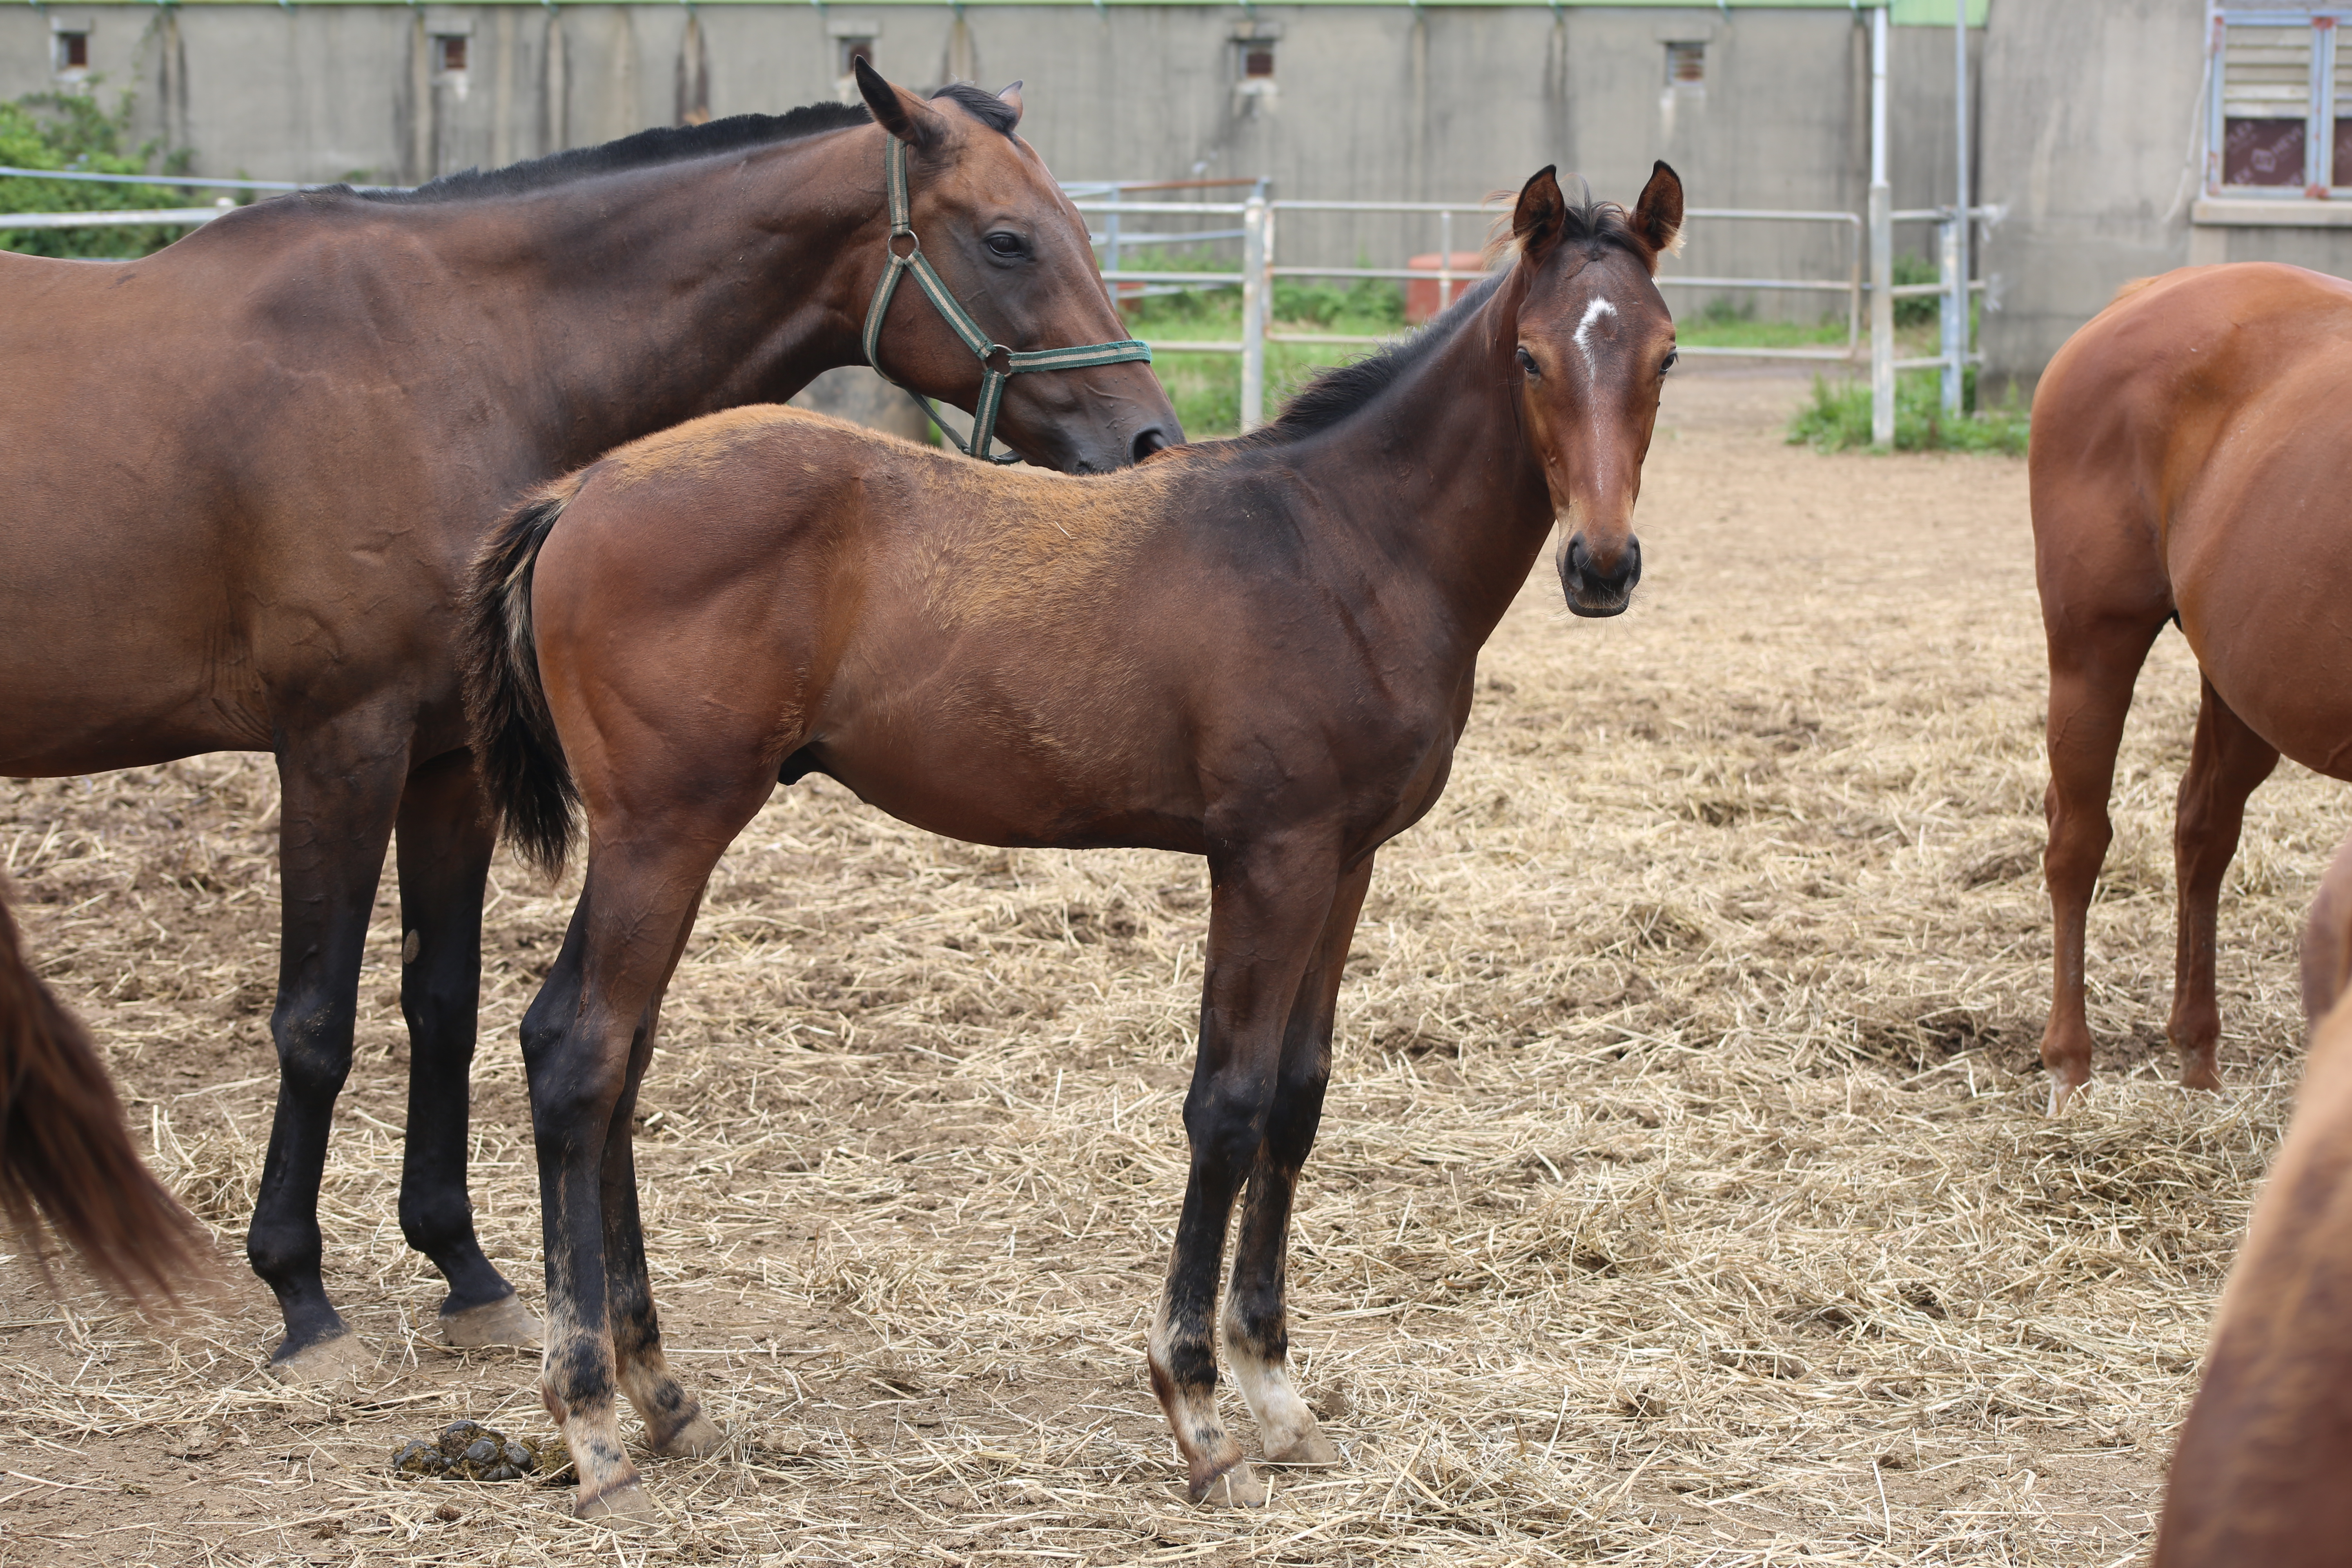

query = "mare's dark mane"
[1245, 192, 1652, 445]
[352, 85, 1014, 205]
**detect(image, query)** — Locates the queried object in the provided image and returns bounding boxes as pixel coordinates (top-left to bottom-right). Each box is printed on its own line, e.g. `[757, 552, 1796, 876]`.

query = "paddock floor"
[1, 370, 2330, 1567]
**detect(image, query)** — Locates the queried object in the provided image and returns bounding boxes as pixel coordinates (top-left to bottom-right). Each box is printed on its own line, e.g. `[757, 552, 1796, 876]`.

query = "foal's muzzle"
[1561, 531, 1642, 618]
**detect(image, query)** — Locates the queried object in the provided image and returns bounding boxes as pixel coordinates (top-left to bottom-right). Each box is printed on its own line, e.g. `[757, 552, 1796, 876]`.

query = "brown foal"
[0, 65, 1174, 1377]
[2151, 829, 2352, 1566]
[463, 162, 1683, 1517]
[2033, 262, 2352, 1107]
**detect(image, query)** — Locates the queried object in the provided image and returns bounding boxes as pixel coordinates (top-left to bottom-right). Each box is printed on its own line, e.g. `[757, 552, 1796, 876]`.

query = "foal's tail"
[0, 875, 211, 1303]
[461, 480, 584, 880]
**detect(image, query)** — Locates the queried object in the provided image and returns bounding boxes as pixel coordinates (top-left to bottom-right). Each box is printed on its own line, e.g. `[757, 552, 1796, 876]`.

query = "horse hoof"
[2045, 1077, 2087, 1116]
[573, 1481, 657, 1525]
[268, 1332, 379, 1392]
[439, 1292, 543, 1350]
[651, 1412, 724, 1458]
[1262, 1430, 1342, 1467]
[1193, 1461, 1269, 1508]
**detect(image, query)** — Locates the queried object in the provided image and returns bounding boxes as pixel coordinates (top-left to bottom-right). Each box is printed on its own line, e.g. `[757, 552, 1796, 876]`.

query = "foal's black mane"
[353, 84, 1016, 205]
[1248, 193, 1651, 445]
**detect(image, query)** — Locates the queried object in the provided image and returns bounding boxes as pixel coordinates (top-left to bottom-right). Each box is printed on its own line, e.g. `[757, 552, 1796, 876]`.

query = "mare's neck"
[1283, 280, 1555, 659]
[409, 126, 891, 470]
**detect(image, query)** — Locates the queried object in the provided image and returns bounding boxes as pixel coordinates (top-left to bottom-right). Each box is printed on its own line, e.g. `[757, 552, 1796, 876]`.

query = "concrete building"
[9, 2, 2350, 392]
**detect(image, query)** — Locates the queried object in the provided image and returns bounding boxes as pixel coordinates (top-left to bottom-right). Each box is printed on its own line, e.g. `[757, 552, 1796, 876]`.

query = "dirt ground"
[2, 368, 2331, 1567]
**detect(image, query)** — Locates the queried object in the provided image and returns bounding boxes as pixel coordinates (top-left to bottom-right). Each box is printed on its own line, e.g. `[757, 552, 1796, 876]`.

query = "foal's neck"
[1290, 281, 1555, 656]
[428, 128, 888, 470]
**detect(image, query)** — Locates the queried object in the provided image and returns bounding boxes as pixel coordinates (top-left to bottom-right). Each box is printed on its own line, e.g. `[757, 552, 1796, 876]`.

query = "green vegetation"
[1786, 366, 2030, 456]
[1677, 293, 1851, 353]
[1, 88, 196, 258]
[1891, 250, 1942, 327]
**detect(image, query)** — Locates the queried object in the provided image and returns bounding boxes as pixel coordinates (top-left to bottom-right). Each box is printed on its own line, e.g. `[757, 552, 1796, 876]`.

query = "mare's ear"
[856, 58, 949, 150]
[1629, 160, 1685, 270]
[996, 81, 1025, 127]
[1512, 165, 1567, 267]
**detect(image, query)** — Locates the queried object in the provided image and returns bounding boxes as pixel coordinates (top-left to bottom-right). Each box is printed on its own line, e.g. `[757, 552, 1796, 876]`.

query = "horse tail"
[0, 874, 211, 1303]
[463, 480, 584, 880]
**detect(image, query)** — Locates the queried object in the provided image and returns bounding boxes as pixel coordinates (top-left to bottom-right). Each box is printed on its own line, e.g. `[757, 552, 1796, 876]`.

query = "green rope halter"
[862, 134, 1153, 464]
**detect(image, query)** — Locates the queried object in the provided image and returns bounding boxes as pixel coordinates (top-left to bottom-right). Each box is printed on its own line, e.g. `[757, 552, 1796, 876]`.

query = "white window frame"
[2208, 5, 2350, 198]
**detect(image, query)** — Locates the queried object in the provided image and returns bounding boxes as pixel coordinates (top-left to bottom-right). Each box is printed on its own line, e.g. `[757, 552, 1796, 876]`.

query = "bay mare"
[0, 65, 1176, 1362]
[463, 163, 1683, 1517]
[2033, 263, 2352, 1106]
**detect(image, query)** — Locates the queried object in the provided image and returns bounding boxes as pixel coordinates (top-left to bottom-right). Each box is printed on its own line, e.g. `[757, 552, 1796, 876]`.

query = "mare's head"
[855, 63, 1182, 471]
[1504, 162, 1682, 617]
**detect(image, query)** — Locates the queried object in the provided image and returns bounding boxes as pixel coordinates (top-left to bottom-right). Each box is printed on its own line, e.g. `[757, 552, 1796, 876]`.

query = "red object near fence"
[1405, 252, 1489, 323]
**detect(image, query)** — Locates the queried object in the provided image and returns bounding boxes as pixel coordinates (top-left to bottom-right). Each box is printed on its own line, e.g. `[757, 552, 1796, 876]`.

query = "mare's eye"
[1515, 345, 1539, 378]
[1661, 348, 1679, 375]
[984, 232, 1027, 259]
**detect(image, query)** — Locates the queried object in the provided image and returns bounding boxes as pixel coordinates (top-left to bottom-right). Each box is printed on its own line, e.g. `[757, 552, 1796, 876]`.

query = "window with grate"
[2208, 10, 2351, 194]
[1243, 45, 1275, 80]
[1665, 42, 1705, 87]
[434, 33, 468, 75]
[54, 30, 89, 75]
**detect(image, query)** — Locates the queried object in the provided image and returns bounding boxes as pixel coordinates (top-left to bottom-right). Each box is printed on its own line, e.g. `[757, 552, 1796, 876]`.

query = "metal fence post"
[1241, 194, 1268, 432]
[1944, 0, 1970, 416]
[1869, 2, 1894, 449]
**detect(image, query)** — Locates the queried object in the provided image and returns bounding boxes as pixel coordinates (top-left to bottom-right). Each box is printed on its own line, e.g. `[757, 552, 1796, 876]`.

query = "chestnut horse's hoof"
[439, 1292, 543, 1350]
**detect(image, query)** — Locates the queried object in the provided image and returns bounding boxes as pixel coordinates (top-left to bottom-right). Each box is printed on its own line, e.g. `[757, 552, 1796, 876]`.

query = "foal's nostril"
[1131, 426, 1172, 463]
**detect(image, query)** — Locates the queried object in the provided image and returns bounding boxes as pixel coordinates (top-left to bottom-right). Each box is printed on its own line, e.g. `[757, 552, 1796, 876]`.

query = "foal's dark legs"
[247, 723, 406, 1376]
[1148, 840, 1339, 1506]
[1221, 856, 1372, 1470]
[2167, 676, 2279, 1091]
[524, 819, 748, 1519]
[394, 749, 537, 1346]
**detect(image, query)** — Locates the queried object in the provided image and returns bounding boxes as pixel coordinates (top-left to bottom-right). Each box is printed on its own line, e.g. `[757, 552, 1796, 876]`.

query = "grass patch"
[1787, 367, 2029, 456]
[1, 87, 198, 258]
[1676, 294, 1851, 354]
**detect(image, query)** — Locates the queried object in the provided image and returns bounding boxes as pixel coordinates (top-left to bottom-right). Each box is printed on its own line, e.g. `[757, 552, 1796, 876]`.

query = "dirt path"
[2, 368, 2321, 1566]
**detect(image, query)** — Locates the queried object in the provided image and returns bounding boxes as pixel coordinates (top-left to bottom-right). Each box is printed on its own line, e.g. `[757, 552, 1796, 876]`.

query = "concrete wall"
[2, 4, 1992, 329]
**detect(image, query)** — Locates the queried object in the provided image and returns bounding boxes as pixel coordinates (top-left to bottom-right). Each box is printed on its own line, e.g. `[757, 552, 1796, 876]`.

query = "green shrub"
[1892, 251, 1941, 328]
[1786, 368, 2029, 456]
[1, 88, 196, 258]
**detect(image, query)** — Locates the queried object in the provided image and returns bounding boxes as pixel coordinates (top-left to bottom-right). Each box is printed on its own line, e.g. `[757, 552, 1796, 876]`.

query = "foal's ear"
[1512, 165, 1567, 267]
[856, 58, 949, 150]
[996, 81, 1026, 127]
[1629, 160, 1685, 270]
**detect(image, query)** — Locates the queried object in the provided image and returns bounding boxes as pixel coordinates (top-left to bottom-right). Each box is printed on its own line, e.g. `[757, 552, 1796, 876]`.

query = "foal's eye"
[984, 232, 1027, 259]
[1661, 348, 1679, 375]
[1515, 345, 1539, 378]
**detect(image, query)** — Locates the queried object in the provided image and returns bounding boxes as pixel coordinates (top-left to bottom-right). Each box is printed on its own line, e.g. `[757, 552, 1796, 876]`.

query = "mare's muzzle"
[1561, 531, 1642, 618]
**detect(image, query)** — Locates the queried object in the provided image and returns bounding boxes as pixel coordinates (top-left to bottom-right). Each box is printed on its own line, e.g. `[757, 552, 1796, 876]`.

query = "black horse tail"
[463, 481, 583, 880]
[0, 874, 213, 1305]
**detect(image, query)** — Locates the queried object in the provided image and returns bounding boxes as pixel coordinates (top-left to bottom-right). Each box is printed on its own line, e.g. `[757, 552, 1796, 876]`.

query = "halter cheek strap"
[861, 134, 1153, 464]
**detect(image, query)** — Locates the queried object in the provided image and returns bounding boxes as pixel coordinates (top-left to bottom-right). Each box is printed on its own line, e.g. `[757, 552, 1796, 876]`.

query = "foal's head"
[1505, 163, 1682, 617]
[855, 64, 1183, 471]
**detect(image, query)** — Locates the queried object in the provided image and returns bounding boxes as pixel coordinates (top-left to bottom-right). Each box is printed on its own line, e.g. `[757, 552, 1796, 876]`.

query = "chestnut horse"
[2034, 262, 2352, 1108]
[0, 63, 1176, 1380]
[461, 162, 1682, 1518]
[2151, 829, 2352, 1566]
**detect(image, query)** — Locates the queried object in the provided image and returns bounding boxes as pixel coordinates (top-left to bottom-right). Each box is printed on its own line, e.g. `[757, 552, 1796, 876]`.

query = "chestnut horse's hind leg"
[1220, 857, 1372, 1471]
[393, 749, 539, 1349]
[2168, 676, 2279, 1091]
[1149, 839, 1341, 1508]
[248, 723, 407, 1380]
[2040, 612, 2165, 1111]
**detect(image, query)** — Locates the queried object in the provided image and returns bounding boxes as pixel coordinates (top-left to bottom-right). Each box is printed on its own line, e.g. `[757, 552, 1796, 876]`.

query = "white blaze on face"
[1573, 295, 1618, 375]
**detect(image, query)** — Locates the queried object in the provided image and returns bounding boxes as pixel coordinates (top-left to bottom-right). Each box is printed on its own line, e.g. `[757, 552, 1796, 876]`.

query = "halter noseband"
[861, 134, 1153, 464]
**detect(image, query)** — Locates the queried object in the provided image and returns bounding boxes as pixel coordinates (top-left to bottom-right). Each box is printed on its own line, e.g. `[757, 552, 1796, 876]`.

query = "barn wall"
[0, 3, 1993, 331]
